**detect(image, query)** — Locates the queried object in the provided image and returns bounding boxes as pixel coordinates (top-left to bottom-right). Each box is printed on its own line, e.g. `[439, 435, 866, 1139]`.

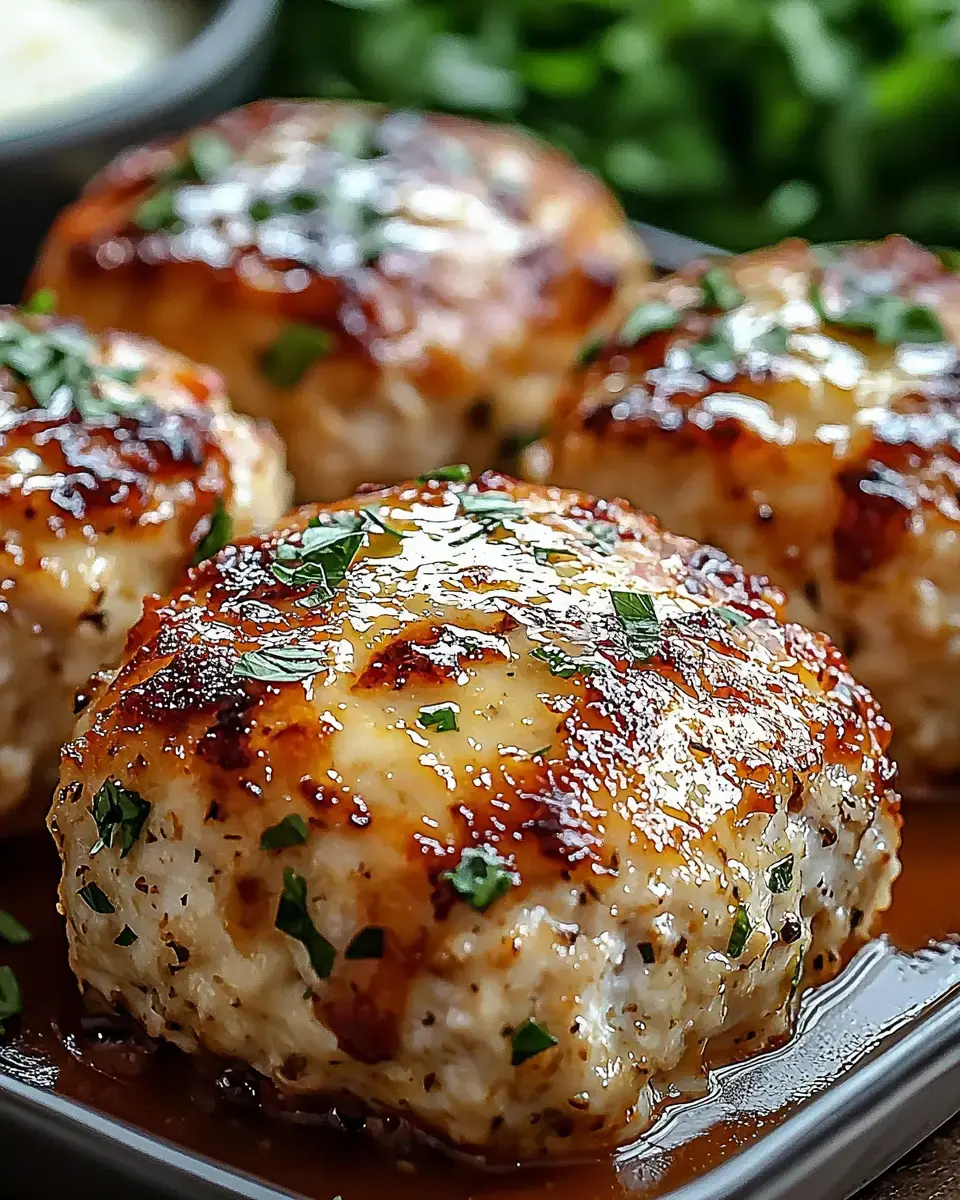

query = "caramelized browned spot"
[0, 311, 228, 541]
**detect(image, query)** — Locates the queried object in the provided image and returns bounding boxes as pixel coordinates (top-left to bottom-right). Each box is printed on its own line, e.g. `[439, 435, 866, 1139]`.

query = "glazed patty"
[31, 100, 648, 502]
[0, 305, 291, 830]
[49, 472, 900, 1159]
[530, 235, 960, 787]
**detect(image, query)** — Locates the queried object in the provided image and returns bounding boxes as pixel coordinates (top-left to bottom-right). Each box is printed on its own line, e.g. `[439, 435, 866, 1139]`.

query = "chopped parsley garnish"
[810, 279, 945, 345]
[276, 868, 335, 980]
[191, 499, 233, 566]
[575, 335, 604, 369]
[249, 191, 322, 222]
[686, 322, 738, 376]
[767, 855, 795, 895]
[686, 318, 789, 377]
[577, 519, 618, 556]
[618, 300, 679, 347]
[261, 813, 310, 850]
[699, 265, 744, 313]
[134, 130, 234, 232]
[417, 703, 459, 733]
[261, 324, 334, 387]
[510, 1018, 558, 1066]
[442, 848, 518, 912]
[0, 317, 145, 422]
[272, 523, 364, 605]
[360, 505, 403, 539]
[417, 463, 471, 484]
[345, 926, 384, 960]
[326, 119, 378, 160]
[114, 926, 138, 947]
[90, 779, 151, 859]
[78, 883, 115, 914]
[0, 911, 31, 946]
[453, 490, 525, 544]
[234, 644, 330, 683]
[134, 189, 179, 233]
[533, 546, 576, 566]
[716, 605, 751, 628]
[638, 941, 656, 964]
[185, 130, 234, 181]
[530, 645, 597, 679]
[0, 966, 22, 1035]
[458, 491, 525, 521]
[611, 590, 661, 660]
[726, 904, 752, 958]
[22, 288, 57, 315]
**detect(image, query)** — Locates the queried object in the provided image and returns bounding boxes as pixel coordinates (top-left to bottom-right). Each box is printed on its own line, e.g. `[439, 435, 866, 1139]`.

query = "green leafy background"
[267, 0, 960, 253]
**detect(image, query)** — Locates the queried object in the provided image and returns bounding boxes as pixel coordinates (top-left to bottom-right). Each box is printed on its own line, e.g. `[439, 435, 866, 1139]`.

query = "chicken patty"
[50, 472, 900, 1159]
[1, 305, 291, 831]
[31, 101, 648, 502]
[530, 236, 960, 788]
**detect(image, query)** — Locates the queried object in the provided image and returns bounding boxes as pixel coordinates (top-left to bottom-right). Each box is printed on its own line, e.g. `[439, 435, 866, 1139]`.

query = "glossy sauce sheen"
[47, 474, 897, 1162]
[0, 310, 228, 541]
[31, 101, 647, 499]
[0, 803, 951, 1200]
[538, 237, 960, 786]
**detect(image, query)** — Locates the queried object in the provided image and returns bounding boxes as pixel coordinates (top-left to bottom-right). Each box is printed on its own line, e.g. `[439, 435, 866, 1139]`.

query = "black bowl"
[0, 0, 280, 301]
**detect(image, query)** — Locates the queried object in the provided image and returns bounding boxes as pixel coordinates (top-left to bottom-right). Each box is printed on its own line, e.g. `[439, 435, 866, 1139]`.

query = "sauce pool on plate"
[0, 803, 957, 1200]
[0, 0, 198, 127]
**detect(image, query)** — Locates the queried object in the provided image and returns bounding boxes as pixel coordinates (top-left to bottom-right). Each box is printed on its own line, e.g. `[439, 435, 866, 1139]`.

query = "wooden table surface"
[861, 1115, 960, 1199]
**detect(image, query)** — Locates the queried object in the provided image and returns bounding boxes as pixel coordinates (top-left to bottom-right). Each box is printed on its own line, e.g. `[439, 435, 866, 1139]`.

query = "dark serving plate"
[2, 224, 960, 1200]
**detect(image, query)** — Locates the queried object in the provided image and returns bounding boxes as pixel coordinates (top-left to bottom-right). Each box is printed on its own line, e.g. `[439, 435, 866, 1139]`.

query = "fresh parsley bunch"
[268, 0, 960, 252]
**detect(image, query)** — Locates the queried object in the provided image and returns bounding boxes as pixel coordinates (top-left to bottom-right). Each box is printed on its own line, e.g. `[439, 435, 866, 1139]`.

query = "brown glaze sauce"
[0, 800, 954, 1200]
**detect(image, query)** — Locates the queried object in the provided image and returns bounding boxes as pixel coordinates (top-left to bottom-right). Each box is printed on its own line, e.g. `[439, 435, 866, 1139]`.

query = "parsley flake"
[78, 883, 115, 914]
[638, 941, 656, 964]
[90, 779, 151, 859]
[134, 188, 179, 232]
[0, 911, 31, 946]
[530, 645, 597, 679]
[699, 266, 745, 313]
[577, 519, 618, 556]
[271, 524, 364, 603]
[810, 280, 945, 345]
[0, 966, 22, 1034]
[0, 317, 146, 422]
[575, 335, 604, 369]
[261, 324, 334, 387]
[611, 590, 661, 660]
[345, 926, 384, 960]
[276, 868, 335, 980]
[22, 288, 57, 316]
[234, 644, 330, 683]
[442, 848, 518, 912]
[261, 813, 310, 850]
[186, 130, 233, 182]
[726, 904, 752, 958]
[114, 926, 138, 947]
[417, 463, 471, 484]
[360, 505, 403, 539]
[458, 491, 525, 521]
[191, 499, 233, 566]
[533, 546, 576, 566]
[453, 490, 525, 545]
[716, 605, 751, 628]
[510, 1018, 558, 1066]
[768, 855, 795, 895]
[417, 703, 459, 733]
[618, 300, 679, 347]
